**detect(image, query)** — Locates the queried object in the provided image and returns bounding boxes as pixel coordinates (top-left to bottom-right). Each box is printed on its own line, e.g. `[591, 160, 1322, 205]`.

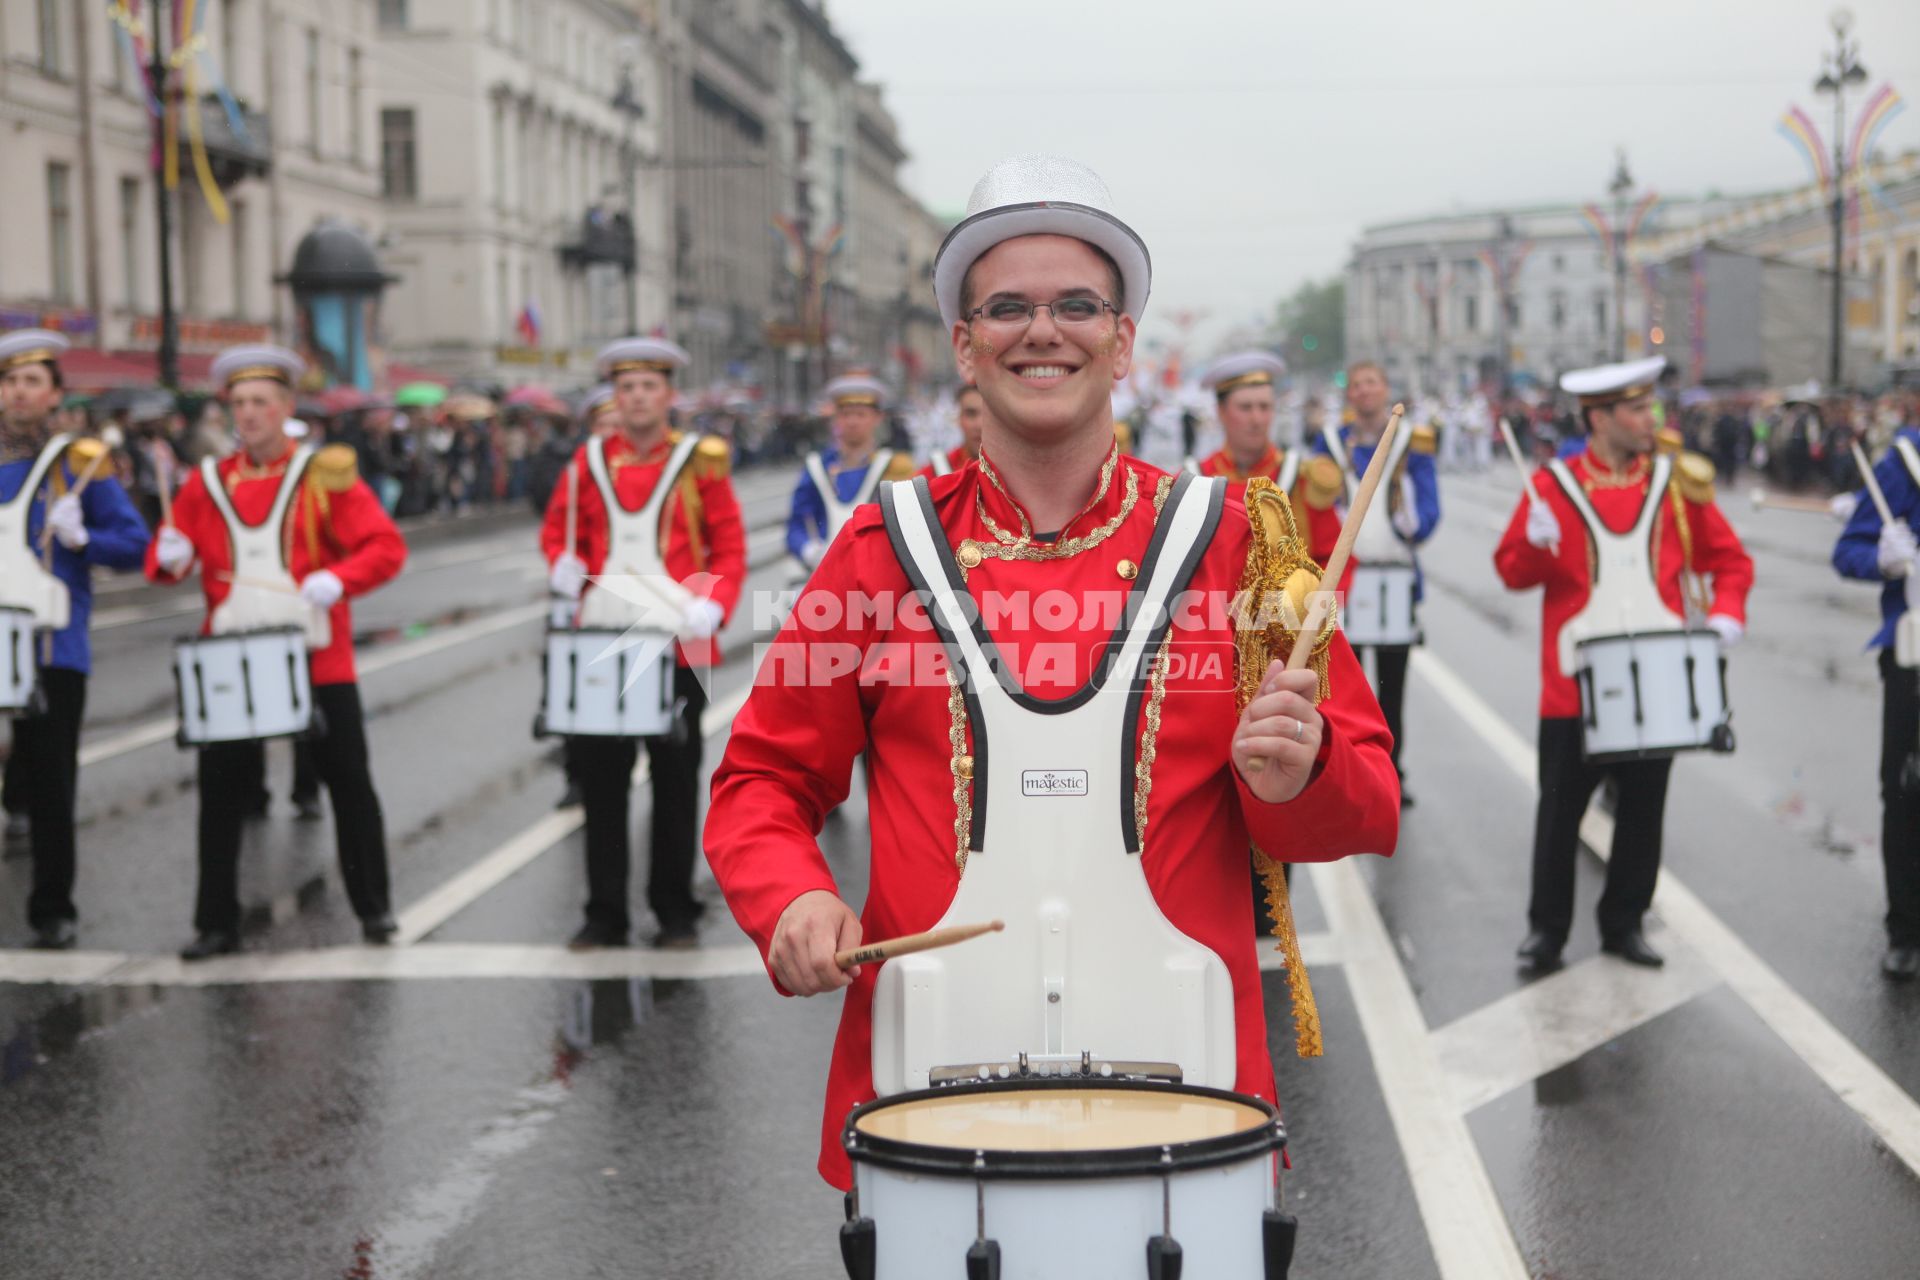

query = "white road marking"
[1433, 936, 1720, 1113]
[1256, 929, 1341, 969]
[391, 682, 754, 944]
[75, 601, 548, 768]
[0, 941, 769, 987]
[1413, 647, 1920, 1178]
[1308, 858, 1532, 1280]
[90, 600, 203, 630]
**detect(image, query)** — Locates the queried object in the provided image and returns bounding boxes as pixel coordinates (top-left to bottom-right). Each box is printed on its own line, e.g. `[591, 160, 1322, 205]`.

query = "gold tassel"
[1235, 477, 1326, 1058]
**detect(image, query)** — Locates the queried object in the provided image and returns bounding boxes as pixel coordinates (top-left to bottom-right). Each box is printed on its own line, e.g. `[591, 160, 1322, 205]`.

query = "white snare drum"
[1895, 611, 1918, 669]
[538, 626, 676, 738]
[1575, 630, 1732, 762]
[1341, 564, 1420, 647]
[1, 607, 38, 715]
[174, 628, 313, 745]
[842, 1079, 1289, 1279]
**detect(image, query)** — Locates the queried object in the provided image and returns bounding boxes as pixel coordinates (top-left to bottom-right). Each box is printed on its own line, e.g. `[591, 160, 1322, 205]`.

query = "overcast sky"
[826, 0, 1920, 354]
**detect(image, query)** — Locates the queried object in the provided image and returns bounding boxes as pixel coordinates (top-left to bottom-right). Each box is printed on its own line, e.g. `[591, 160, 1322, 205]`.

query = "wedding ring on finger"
[1291, 717, 1305, 743]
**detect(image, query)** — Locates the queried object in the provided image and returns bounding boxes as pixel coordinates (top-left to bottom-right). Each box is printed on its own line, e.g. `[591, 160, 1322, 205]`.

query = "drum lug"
[964, 1239, 1001, 1280]
[1145, 1234, 1183, 1279]
[1262, 1210, 1298, 1279]
[838, 1216, 876, 1280]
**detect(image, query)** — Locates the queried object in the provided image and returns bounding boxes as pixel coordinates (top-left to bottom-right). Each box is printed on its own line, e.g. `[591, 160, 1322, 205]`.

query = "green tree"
[1272, 277, 1346, 376]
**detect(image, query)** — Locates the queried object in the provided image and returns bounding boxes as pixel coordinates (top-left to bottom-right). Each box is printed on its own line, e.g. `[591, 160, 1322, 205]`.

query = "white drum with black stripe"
[538, 626, 676, 738]
[0, 606, 38, 715]
[1574, 629, 1730, 762]
[174, 627, 313, 745]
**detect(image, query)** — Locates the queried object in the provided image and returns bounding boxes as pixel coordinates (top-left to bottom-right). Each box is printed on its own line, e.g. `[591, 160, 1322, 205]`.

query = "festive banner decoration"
[1775, 105, 1831, 193]
[107, 0, 247, 226]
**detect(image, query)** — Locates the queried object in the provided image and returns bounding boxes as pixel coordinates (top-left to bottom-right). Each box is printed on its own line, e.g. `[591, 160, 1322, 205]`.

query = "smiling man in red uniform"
[706, 155, 1400, 1190]
[542, 337, 746, 949]
[1495, 356, 1753, 971]
[148, 345, 407, 960]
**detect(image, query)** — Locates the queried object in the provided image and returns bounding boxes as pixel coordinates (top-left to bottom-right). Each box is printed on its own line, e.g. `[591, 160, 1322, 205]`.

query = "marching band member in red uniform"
[917, 383, 987, 479]
[1192, 351, 1342, 546]
[706, 156, 1401, 1189]
[147, 345, 407, 960]
[541, 337, 747, 949]
[1495, 356, 1753, 972]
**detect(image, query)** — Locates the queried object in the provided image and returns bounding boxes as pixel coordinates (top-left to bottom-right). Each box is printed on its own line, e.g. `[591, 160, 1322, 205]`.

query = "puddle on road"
[2, 985, 168, 1087]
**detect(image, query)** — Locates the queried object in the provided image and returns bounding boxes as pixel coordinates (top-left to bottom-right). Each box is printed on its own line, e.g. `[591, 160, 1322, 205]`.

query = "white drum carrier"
[796, 449, 896, 578]
[1322, 425, 1420, 647]
[1548, 453, 1735, 763]
[174, 448, 325, 745]
[538, 433, 695, 739]
[848, 474, 1292, 1280]
[0, 437, 80, 714]
[1893, 438, 1920, 670]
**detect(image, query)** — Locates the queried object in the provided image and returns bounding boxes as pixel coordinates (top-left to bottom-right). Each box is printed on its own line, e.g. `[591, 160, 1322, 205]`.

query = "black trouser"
[235, 738, 321, 808]
[1527, 716, 1673, 943]
[1354, 643, 1411, 776]
[3, 727, 25, 816]
[572, 666, 708, 935]
[16, 668, 86, 929]
[193, 683, 391, 934]
[1879, 650, 1920, 947]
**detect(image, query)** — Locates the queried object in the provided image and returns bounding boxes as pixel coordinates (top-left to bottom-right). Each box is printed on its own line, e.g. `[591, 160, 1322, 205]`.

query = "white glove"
[1391, 499, 1418, 539]
[1878, 522, 1918, 579]
[299, 569, 344, 609]
[1828, 492, 1859, 524]
[800, 538, 826, 569]
[156, 526, 196, 575]
[549, 553, 587, 599]
[47, 494, 90, 550]
[1525, 498, 1562, 550]
[1706, 614, 1744, 649]
[681, 598, 725, 640]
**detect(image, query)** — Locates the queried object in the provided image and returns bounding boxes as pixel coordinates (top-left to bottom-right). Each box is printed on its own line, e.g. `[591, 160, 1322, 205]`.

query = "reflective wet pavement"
[3, 469, 1918, 1278]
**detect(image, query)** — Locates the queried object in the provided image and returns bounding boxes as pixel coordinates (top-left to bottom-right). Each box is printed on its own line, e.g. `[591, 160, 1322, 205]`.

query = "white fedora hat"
[932, 155, 1151, 329]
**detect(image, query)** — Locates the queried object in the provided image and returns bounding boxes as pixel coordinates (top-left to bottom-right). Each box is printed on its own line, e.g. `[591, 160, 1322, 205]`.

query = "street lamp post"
[612, 45, 645, 336]
[1608, 150, 1633, 362]
[148, 0, 180, 390]
[1814, 7, 1868, 391]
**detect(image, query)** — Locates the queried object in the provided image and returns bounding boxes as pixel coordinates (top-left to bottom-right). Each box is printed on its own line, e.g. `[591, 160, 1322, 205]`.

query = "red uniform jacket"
[1493, 449, 1754, 718]
[538, 430, 747, 667]
[145, 447, 406, 686]
[913, 445, 975, 481]
[705, 448, 1401, 1188]
[1198, 445, 1343, 573]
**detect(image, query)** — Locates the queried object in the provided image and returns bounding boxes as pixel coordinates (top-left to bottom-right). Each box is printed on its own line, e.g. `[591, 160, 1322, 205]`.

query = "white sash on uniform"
[0, 435, 76, 629]
[804, 448, 895, 545]
[1892, 438, 1920, 667]
[929, 450, 952, 477]
[203, 447, 330, 647]
[1546, 453, 1681, 675]
[869, 472, 1236, 1094]
[576, 433, 697, 631]
[1323, 424, 1413, 567]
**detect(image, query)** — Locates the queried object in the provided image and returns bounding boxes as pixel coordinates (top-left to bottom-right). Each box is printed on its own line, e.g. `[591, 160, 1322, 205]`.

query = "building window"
[348, 49, 364, 163]
[381, 108, 418, 199]
[1551, 293, 1566, 331]
[1507, 298, 1522, 328]
[47, 163, 74, 302]
[491, 99, 507, 207]
[377, 0, 408, 28]
[1552, 254, 1565, 272]
[1594, 295, 1608, 336]
[222, 0, 242, 95]
[119, 176, 142, 312]
[230, 200, 248, 315]
[305, 28, 322, 156]
[36, 0, 62, 76]
[1463, 295, 1478, 333]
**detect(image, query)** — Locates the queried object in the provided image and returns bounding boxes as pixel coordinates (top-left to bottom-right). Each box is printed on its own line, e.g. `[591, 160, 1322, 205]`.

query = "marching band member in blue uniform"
[1833, 423, 1920, 980]
[0, 329, 149, 949]
[785, 374, 915, 575]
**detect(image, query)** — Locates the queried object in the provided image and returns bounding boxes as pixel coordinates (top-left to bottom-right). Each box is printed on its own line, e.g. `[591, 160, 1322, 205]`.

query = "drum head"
[846, 1079, 1282, 1180]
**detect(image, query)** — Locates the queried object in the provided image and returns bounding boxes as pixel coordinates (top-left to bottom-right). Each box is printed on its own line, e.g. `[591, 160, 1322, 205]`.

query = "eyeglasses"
[965, 296, 1119, 329]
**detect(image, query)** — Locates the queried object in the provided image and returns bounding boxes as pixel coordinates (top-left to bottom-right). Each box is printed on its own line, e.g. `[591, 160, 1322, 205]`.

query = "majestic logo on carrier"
[1020, 769, 1088, 797]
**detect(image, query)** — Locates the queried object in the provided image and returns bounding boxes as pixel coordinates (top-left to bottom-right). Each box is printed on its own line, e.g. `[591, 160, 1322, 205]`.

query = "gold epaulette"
[691, 435, 732, 480]
[1301, 454, 1344, 510]
[882, 451, 918, 482]
[1409, 423, 1438, 455]
[1237, 476, 1326, 1059]
[1673, 451, 1716, 504]
[1655, 425, 1685, 455]
[307, 443, 359, 494]
[1114, 421, 1134, 455]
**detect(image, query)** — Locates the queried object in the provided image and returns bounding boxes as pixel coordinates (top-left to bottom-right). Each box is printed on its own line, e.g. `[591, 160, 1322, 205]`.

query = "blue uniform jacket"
[786, 447, 884, 561]
[1315, 426, 1442, 599]
[1, 456, 151, 673]
[1833, 426, 1920, 651]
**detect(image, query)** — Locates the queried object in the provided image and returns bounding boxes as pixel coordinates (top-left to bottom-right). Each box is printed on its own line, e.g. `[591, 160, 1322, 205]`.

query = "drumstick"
[1245, 406, 1404, 774]
[1852, 441, 1896, 527]
[157, 447, 175, 528]
[1498, 417, 1540, 508]
[214, 571, 304, 596]
[1747, 487, 1840, 516]
[37, 446, 111, 553]
[564, 457, 579, 560]
[835, 920, 1004, 970]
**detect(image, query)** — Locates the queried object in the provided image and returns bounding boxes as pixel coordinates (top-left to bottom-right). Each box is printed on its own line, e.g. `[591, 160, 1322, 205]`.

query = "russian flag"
[516, 301, 542, 347]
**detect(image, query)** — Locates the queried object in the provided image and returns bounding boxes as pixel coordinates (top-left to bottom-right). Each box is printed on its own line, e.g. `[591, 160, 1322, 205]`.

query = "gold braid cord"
[1665, 478, 1710, 619]
[1236, 477, 1326, 1058]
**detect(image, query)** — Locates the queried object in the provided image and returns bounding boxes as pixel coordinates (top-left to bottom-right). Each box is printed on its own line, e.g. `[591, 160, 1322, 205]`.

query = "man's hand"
[549, 553, 587, 598]
[1233, 660, 1324, 805]
[681, 597, 725, 640]
[770, 889, 863, 996]
[48, 494, 89, 550]
[1878, 522, 1918, 580]
[1525, 497, 1561, 552]
[1706, 614, 1744, 649]
[156, 526, 195, 575]
[299, 569, 344, 609]
[800, 537, 826, 569]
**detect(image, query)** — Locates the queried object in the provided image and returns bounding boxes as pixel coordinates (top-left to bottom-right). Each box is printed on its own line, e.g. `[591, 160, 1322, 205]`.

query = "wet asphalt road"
[2, 462, 1917, 1279]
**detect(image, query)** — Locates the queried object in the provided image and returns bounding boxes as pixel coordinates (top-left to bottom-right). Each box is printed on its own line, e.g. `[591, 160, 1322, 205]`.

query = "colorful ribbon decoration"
[106, 0, 239, 226]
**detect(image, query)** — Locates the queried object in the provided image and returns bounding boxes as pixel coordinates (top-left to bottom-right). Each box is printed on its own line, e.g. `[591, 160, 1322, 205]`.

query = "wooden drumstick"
[156, 446, 176, 529]
[37, 443, 111, 553]
[835, 920, 1004, 970]
[215, 571, 304, 597]
[1852, 441, 1896, 527]
[1498, 416, 1540, 507]
[1246, 405, 1405, 772]
[564, 455, 579, 560]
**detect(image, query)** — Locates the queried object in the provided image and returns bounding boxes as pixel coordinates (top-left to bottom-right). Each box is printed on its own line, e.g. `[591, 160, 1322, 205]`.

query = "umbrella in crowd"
[396, 381, 448, 409]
